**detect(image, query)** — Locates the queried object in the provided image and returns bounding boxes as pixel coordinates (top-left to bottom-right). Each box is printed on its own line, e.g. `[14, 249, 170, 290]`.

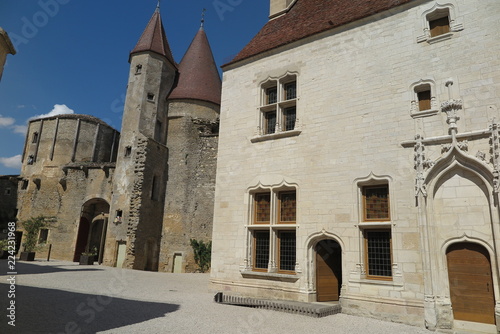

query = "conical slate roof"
[130, 8, 176, 67]
[168, 27, 221, 105]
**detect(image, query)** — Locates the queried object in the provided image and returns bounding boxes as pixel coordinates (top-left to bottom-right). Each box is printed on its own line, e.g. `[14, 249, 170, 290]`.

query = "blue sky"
[0, 0, 268, 175]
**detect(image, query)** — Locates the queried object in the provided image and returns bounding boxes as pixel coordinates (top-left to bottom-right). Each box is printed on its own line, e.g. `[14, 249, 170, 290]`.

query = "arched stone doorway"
[315, 239, 342, 302]
[73, 198, 109, 263]
[446, 242, 495, 324]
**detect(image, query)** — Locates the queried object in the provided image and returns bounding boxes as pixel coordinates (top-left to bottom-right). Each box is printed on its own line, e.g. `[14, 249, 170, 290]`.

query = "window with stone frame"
[259, 75, 298, 136]
[410, 80, 438, 117]
[250, 189, 297, 273]
[363, 229, 392, 280]
[417, 5, 463, 44]
[362, 185, 390, 221]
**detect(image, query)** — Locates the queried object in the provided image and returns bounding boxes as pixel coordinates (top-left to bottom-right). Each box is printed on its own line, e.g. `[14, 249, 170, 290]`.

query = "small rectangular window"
[364, 229, 392, 279]
[266, 87, 277, 104]
[429, 16, 450, 37]
[4, 188, 11, 195]
[283, 106, 296, 131]
[363, 185, 390, 221]
[264, 111, 276, 134]
[38, 228, 49, 244]
[279, 191, 296, 224]
[253, 231, 270, 270]
[254, 193, 271, 224]
[125, 146, 132, 157]
[417, 90, 431, 111]
[21, 180, 28, 190]
[32, 132, 39, 143]
[147, 93, 155, 102]
[284, 82, 296, 100]
[278, 230, 296, 272]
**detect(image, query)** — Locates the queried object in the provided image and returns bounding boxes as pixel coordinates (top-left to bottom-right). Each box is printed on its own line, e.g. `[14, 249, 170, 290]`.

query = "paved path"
[0, 260, 431, 334]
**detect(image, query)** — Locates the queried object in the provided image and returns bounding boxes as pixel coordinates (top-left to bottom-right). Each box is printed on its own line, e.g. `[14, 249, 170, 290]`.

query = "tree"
[21, 216, 48, 253]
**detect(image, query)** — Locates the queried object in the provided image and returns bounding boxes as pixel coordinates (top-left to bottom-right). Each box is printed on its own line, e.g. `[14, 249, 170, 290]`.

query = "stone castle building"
[15, 7, 220, 273]
[210, 0, 500, 332]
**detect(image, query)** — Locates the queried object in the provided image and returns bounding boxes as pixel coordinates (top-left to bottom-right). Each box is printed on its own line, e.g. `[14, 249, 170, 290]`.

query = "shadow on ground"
[0, 282, 179, 333]
[0, 259, 103, 275]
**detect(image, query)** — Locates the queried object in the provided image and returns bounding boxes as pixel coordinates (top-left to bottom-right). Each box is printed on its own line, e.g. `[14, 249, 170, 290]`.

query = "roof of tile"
[130, 9, 176, 67]
[168, 27, 221, 105]
[225, 0, 414, 67]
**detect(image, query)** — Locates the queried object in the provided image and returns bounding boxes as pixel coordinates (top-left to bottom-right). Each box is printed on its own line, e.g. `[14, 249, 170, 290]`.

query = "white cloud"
[0, 155, 22, 169]
[0, 115, 15, 127]
[12, 124, 28, 135]
[32, 104, 75, 120]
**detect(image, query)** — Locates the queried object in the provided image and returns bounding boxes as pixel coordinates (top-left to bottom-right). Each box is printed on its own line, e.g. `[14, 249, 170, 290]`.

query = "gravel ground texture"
[0, 260, 433, 334]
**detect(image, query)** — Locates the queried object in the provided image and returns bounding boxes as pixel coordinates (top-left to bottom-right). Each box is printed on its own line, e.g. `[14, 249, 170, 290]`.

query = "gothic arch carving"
[424, 146, 494, 198]
[247, 174, 300, 192]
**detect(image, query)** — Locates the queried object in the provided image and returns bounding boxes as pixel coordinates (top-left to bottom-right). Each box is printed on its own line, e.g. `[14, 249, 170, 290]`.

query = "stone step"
[214, 292, 341, 318]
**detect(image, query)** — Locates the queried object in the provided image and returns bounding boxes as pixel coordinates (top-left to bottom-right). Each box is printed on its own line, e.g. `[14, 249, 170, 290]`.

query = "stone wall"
[159, 99, 219, 272]
[210, 0, 500, 328]
[16, 115, 117, 261]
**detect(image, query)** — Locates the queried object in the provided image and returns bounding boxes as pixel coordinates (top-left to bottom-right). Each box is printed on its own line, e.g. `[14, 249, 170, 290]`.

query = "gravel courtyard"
[0, 260, 432, 334]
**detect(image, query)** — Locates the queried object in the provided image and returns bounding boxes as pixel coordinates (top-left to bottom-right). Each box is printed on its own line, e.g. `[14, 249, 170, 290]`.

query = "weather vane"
[201, 8, 206, 28]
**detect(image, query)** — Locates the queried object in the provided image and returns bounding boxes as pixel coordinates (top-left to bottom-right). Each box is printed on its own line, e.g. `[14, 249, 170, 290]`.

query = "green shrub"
[189, 239, 212, 273]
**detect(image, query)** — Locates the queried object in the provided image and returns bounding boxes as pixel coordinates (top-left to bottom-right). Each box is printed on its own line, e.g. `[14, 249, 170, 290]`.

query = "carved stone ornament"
[457, 140, 468, 151]
[441, 99, 463, 133]
[490, 122, 500, 193]
[414, 134, 429, 197]
[476, 151, 486, 162]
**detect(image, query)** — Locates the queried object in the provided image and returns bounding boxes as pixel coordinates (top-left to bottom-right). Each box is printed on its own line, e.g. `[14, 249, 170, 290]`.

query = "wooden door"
[447, 242, 495, 324]
[73, 218, 90, 262]
[316, 240, 342, 302]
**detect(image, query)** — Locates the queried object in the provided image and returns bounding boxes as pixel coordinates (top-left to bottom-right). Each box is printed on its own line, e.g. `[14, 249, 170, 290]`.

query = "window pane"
[255, 193, 271, 223]
[364, 185, 389, 220]
[429, 16, 450, 37]
[279, 191, 296, 223]
[254, 231, 270, 269]
[417, 90, 431, 111]
[279, 231, 296, 271]
[366, 230, 392, 277]
[266, 87, 277, 104]
[264, 111, 276, 134]
[283, 107, 296, 131]
[284, 82, 296, 100]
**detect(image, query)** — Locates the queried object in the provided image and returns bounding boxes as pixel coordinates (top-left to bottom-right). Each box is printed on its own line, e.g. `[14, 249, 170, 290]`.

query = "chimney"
[269, 0, 293, 18]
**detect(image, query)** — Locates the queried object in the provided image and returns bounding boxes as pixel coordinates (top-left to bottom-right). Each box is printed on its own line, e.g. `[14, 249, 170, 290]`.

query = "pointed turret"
[130, 7, 176, 67]
[168, 26, 221, 105]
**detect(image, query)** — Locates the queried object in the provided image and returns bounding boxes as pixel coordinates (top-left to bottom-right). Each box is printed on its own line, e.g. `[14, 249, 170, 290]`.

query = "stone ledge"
[214, 292, 341, 318]
[240, 270, 300, 282]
